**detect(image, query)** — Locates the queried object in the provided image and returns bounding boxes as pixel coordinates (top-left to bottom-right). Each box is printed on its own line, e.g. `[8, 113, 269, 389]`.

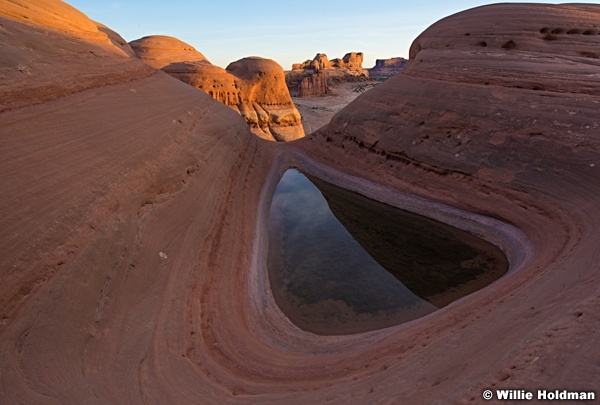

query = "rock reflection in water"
[267, 169, 508, 335]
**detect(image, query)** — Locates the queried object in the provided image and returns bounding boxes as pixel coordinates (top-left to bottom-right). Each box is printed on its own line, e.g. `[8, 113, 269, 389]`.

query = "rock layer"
[2, 1, 600, 404]
[131, 36, 304, 141]
[0, 1, 153, 112]
[286, 52, 369, 97]
[302, 3, 600, 400]
[315, 4, 600, 178]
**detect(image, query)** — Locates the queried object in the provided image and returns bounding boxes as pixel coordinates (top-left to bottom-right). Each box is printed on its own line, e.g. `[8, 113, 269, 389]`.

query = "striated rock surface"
[368, 57, 408, 79]
[131, 36, 303, 141]
[301, 3, 600, 401]
[0, 0, 108, 41]
[286, 52, 369, 97]
[293, 73, 330, 98]
[3, 1, 600, 404]
[0, 0, 154, 111]
[314, 3, 600, 176]
[95, 22, 137, 58]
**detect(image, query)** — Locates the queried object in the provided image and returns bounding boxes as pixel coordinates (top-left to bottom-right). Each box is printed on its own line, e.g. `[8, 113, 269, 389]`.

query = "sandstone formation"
[2, 1, 600, 404]
[0, 0, 108, 41]
[286, 52, 369, 97]
[291, 52, 366, 72]
[368, 57, 408, 80]
[301, 3, 600, 400]
[129, 35, 209, 69]
[131, 36, 304, 141]
[0, 0, 154, 112]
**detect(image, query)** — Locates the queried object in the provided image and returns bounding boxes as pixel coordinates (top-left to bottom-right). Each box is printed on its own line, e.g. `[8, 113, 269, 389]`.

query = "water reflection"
[268, 169, 508, 335]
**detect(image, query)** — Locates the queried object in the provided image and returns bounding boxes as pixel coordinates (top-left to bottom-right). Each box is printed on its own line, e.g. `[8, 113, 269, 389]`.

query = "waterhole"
[267, 169, 508, 335]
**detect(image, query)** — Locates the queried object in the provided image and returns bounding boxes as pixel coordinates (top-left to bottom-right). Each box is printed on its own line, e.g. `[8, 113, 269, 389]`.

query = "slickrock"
[131, 36, 304, 141]
[2, 1, 600, 404]
[0, 0, 107, 42]
[129, 35, 209, 69]
[313, 4, 600, 179]
[286, 52, 369, 97]
[300, 3, 600, 401]
[0, 0, 154, 112]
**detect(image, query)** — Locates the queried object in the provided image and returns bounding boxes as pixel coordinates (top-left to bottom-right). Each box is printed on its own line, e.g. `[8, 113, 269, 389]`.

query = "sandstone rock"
[309, 53, 330, 71]
[368, 57, 408, 79]
[95, 22, 136, 57]
[132, 36, 304, 141]
[4, 1, 600, 404]
[0, 0, 153, 112]
[298, 4, 600, 400]
[226, 57, 304, 141]
[0, 0, 107, 42]
[287, 72, 330, 97]
[335, 52, 365, 70]
[129, 35, 209, 69]
[286, 52, 369, 97]
[315, 3, 600, 182]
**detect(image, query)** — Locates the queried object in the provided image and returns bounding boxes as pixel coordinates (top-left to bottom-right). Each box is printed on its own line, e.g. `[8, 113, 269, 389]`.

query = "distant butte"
[368, 57, 408, 80]
[130, 35, 304, 142]
[286, 52, 369, 97]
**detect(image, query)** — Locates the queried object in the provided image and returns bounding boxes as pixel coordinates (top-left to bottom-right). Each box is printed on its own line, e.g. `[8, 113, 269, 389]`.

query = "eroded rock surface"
[0, 0, 154, 111]
[2, 1, 600, 404]
[131, 36, 304, 141]
[286, 52, 369, 97]
[315, 4, 600, 183]
[302, 4, 600, 400]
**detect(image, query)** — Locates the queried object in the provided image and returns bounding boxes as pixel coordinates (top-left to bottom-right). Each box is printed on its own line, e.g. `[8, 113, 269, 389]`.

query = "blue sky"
[67, 1, 568, 70]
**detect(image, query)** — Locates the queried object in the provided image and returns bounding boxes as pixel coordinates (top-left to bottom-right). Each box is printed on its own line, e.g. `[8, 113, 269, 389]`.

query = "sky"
[66, 1, 572, 70]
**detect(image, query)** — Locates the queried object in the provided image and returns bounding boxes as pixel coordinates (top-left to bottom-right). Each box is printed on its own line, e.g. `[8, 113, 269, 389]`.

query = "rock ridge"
[131, 36, 304, 141]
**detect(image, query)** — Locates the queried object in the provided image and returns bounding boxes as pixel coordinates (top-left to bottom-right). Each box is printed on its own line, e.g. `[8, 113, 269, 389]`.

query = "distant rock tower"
[286, 52, 369, 97]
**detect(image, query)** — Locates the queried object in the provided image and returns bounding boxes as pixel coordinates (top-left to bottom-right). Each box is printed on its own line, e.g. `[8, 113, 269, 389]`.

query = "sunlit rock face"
[0, 0, 154, 112]
[291, 52, 367, 73]
[129, 35, 210, 69]
[131, 36, 304, 141]
[314, 3, 600, 189]
[0, 0, 109, 42]
[286, 52, 370, 97]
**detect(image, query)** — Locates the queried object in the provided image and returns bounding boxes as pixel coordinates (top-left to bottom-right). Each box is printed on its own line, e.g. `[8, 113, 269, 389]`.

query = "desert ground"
[1, 1, 599, 404]
[293, 81, 380, 134]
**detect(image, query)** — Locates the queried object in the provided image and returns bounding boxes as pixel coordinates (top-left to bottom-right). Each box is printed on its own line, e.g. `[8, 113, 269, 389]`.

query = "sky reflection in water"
[268, 169, 507, 335]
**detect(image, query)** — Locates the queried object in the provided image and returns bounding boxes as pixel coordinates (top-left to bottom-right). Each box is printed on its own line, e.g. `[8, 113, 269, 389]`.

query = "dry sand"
[293, 81, 380, 134]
